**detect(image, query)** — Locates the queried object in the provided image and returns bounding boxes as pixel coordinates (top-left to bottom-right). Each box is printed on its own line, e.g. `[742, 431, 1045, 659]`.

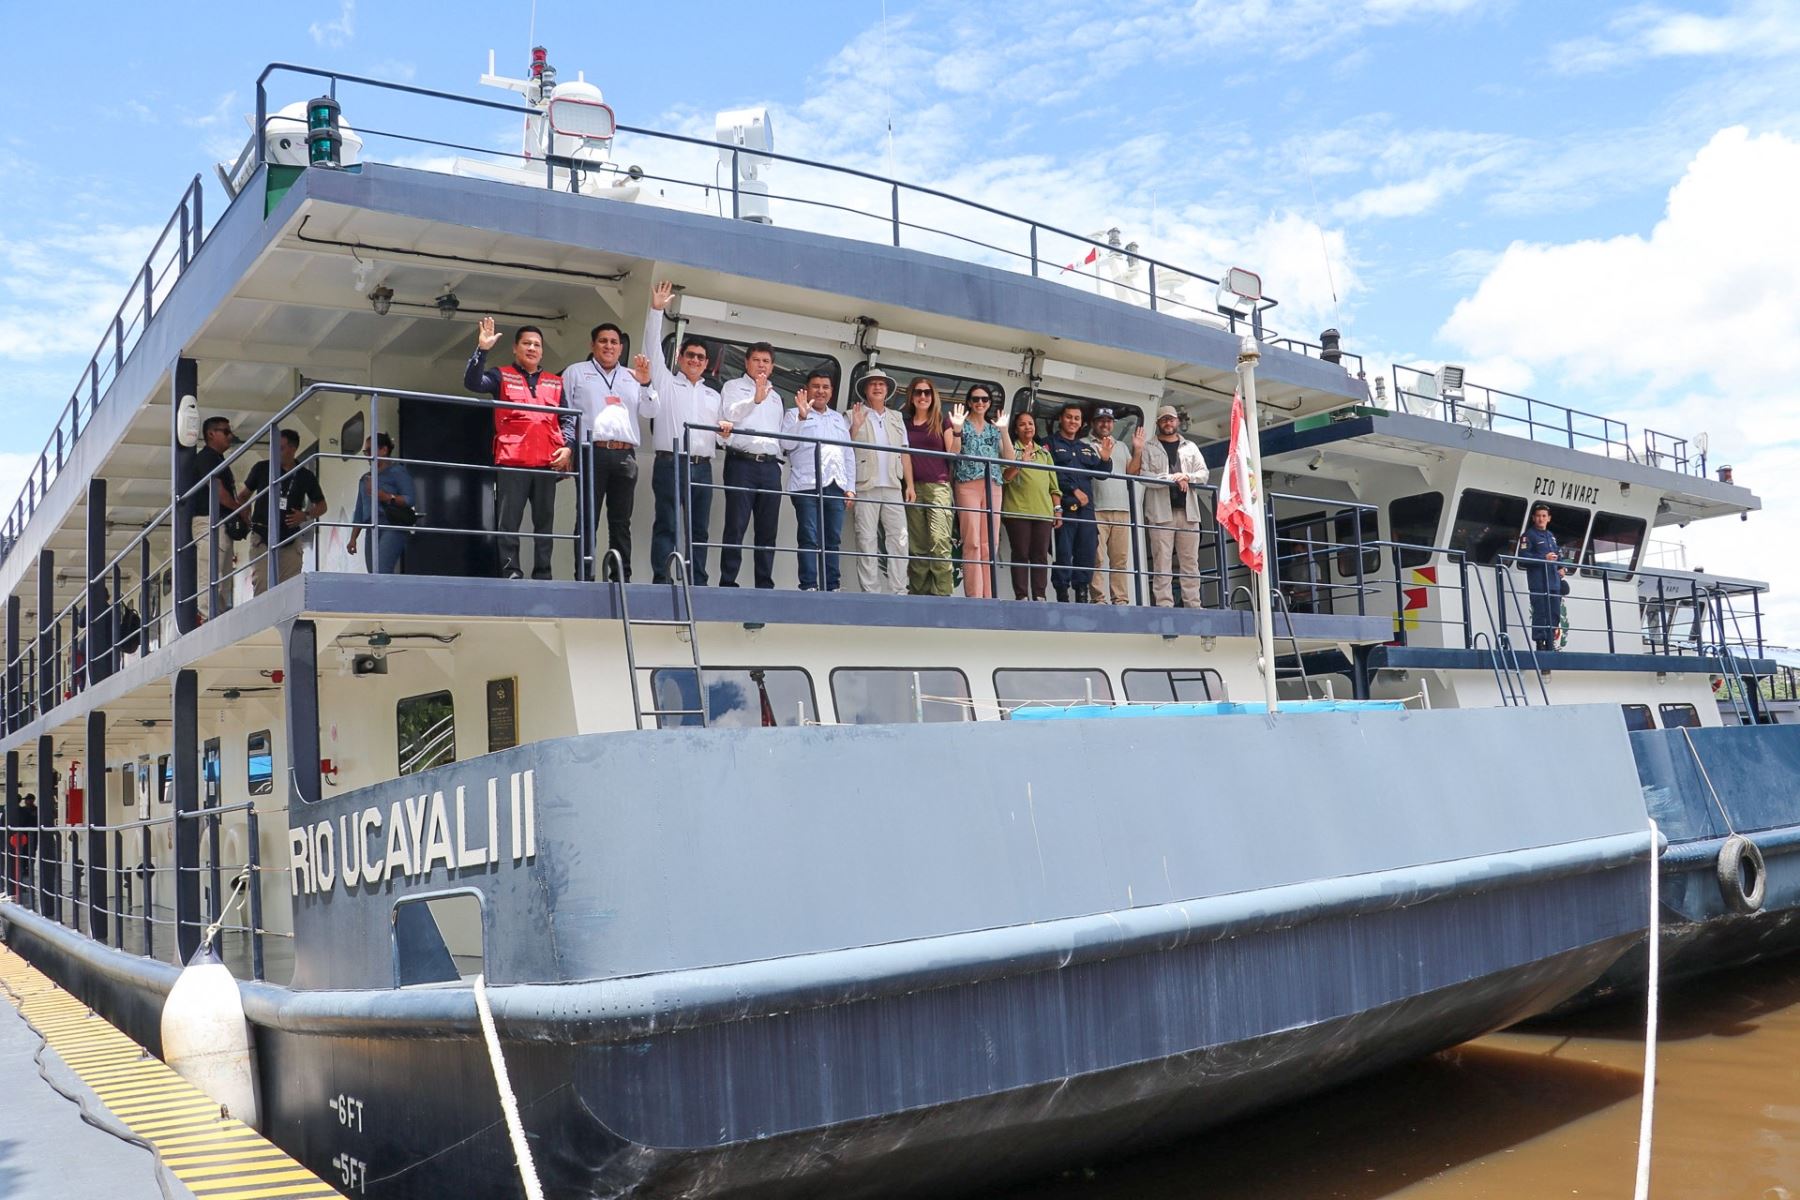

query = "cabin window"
[1658, 703, 1702, 729]
[992, 669, 1113, 718]
[664, 335, 838, 405]
[649, 667, 817, 729]
[1584, 512, 1646, 578]
[339, 412, 366, 463]
[1122, 669, 1229, 702]
[1276, 511, 1336, 614]
[830, 668, 972, 724]
[157, 754, 171, 805]
[1541, 502, 1593, 553]
[397, 690, 456, 776]
[246, 730, 274, 796]
[848, 362, 1005, 412]
[1448, 489, 1528, 566]
[1334, 509, 1380, 578]
[1388, 493, 1444, 568]
[1621, 704, 1654, 731]
[1024, 389, 1145, 440]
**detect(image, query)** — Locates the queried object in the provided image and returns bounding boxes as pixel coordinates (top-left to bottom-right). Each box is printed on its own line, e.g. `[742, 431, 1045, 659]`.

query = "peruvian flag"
[1215, 390, 1264, 573]
[1061, 247, 1099, 273]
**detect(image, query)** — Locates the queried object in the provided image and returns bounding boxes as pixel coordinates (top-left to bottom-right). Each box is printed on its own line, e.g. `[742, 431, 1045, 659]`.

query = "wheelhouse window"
[849, 362, 1004, 412]
[1538, 502, 1593, 561]
[1334, 509, 1380, 578]
[1024, 389, 1145, 441]
[1388, 492, 1444, 569]
[1584, 512, 1647, 578]
[246, 730, 274, 796]
[1621, 704, 1654, 731]
[1276, 511, 1336, 615]
[650, 667, 816, 729]
[397, 690, 456, 776]
[992, 669, 1113, 718]
[1658, 703, 1702, 729]
[663, 335, 838, 405]
[830, 668, 972, 724]
[1448, 489, 1528, 566]
[1122, 669, 1228, 702]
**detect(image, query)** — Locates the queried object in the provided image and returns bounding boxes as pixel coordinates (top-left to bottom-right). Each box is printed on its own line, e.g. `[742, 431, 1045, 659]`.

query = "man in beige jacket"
[849, 368, 914, 594]
[1134, 405, 1211, 607]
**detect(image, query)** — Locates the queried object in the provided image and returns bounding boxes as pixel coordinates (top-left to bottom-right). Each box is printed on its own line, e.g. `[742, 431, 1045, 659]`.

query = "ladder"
[1474, 567, 1547, 706]
[1231, 584, 1314, 698]
[1709, 642, 1754, 725]
[612, 550, 709, 730]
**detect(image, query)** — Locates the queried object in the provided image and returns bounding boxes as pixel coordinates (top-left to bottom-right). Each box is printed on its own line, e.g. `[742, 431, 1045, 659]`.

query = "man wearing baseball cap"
[1135, 404, 1210, 607]
[1085, 407, 1144, 604]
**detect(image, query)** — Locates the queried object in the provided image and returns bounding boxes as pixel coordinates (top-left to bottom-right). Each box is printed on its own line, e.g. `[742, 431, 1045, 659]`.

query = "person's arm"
[557, 368, 582, 446]
[1126, 427, 1145, 475]
[778, 406, 802, 456]
[303, 472, 327, 520]
[630, 355, 658, 420]
[389, 465, 415, 508]
[1187, 444, 1210, 487]
[642, 285, 679, 396]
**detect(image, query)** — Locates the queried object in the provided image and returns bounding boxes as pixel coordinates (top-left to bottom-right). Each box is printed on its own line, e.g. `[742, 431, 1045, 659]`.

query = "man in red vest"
[467, 318, 567, 579]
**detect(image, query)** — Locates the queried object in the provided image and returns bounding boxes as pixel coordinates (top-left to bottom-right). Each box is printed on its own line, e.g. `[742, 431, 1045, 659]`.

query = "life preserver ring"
[1716, 834, 1766, 915]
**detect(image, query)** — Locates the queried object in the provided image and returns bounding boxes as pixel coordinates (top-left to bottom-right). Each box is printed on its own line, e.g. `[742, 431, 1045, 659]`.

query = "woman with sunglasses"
[949, 387, 1011, 598]
[1001, 411, 1061, 600]
[903, 378, 960, 595]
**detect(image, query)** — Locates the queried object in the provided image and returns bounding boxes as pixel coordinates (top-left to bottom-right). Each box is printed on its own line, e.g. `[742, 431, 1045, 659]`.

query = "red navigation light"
[530, 45, 548, 76]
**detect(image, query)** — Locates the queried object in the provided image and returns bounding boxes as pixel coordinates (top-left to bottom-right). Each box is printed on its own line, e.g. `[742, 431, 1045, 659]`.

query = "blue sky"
[3, 0, 1798, 633]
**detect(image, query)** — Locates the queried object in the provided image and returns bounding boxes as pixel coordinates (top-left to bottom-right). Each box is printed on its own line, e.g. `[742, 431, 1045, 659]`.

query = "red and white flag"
[1061, 246, 1099, 273]
[1215, 389, 1264, 573]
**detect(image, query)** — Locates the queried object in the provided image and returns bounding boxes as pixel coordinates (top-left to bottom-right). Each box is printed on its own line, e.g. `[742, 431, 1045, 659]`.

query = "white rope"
[1633, 818, 1660, 1200]
[473, 974, 545, 1200]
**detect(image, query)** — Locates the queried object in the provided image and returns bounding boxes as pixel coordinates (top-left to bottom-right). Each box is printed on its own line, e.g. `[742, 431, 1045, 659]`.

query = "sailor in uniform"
[1518, 502, 1566, 652]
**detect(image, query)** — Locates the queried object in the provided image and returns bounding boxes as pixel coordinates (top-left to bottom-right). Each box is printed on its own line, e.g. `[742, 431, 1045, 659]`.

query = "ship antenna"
[527, 0, 538, 54]
[881, 0, 896, 177]
[1300, 143, 1341, 324]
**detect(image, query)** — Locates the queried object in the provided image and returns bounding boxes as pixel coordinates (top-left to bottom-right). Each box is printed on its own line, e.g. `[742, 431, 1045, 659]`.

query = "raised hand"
[849, 403, 869, 434]
[948, 405, 966, 432]
[753, 377, 771, 403]
[631, 353, 652, 385]
[650, 281, 674, 311]
[1100, 435, 1114, 456]
[477, 316, 500, 351]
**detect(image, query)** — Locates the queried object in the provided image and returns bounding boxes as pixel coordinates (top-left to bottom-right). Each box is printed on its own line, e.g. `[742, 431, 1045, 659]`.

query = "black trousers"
[719, 454, 783, 588]
[588, 447, 639, 581]
[496, 470, 558, 579]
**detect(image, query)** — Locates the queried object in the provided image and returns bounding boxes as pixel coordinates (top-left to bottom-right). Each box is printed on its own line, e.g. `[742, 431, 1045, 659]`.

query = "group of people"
[183, 415, 415, 618]
[469, 281, 1218, 604]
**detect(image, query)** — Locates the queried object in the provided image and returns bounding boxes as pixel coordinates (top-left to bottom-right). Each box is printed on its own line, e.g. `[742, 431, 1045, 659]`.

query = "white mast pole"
[1237, 335, 1278, 712]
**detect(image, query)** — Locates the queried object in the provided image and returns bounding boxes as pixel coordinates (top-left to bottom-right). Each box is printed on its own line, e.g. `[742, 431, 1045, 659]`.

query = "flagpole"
[1237, 336, 1279, 713]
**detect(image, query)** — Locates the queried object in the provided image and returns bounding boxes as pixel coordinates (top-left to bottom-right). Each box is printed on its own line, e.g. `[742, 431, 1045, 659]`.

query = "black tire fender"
[1717, 834, 1767, 915]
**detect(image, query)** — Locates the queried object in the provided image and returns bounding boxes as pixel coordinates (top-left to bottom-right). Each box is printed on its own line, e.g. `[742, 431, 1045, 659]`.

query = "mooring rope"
[473, 974, 545, 1200]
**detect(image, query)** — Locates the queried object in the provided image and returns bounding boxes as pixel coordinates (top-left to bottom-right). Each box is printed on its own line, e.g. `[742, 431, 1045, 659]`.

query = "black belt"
[728, 449, 778, 464]
[654, 450, 709, 460]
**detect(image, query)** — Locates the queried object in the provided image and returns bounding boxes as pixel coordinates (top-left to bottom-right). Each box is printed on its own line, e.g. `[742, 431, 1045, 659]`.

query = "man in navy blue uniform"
[1046, 403, 1108, 603]
[1518, 502, 1567, 652]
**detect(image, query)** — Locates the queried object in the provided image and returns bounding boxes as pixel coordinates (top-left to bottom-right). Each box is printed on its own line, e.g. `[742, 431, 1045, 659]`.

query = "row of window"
[1622, 702, 1700, 730]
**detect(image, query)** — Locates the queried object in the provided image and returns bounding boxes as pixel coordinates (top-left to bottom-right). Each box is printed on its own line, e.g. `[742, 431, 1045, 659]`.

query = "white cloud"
[0, 223, 160, 362]
[1439, 125, 1800, 640]
[1550, 0, 1800, 75]
[309, 0, 355, 48]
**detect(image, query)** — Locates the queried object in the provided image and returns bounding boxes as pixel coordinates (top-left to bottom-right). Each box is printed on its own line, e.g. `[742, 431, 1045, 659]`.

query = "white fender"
[160, 944, 260, 1128]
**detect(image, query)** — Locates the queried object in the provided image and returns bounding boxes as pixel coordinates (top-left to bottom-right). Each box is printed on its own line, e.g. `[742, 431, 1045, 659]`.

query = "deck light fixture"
[434, 289, 461, 319]
[1216, 267, 1262, 319]
[1433, 365, 1465, 403]
[369, 285, 394, 316]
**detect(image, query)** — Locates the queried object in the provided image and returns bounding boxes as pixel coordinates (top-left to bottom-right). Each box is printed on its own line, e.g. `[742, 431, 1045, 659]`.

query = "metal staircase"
[612, 550, 709, 730]
[1471, 567, 1547, 706]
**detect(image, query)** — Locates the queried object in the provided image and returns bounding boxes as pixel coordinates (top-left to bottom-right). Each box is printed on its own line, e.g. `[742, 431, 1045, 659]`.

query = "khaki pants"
[190, 515, 235, 618]
[1091, 509, 1132, 604]
[1148, 515, 1203, 607]
[251, 533, 305, 595]
[854, 486, 909, 594]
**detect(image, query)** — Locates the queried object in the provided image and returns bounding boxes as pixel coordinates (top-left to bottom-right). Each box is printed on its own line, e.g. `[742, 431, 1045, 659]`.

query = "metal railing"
[1, 797, 278, 982]
[0, 177, 207, 568]
[1390, 364, 1702, 476]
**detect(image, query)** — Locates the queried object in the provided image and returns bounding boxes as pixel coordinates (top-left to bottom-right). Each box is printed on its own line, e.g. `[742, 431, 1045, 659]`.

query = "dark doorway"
[398, 397, 497, 577]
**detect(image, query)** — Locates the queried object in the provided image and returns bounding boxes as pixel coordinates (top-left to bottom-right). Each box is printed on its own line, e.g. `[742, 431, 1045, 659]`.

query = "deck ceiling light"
[369, 285, 394, 316]
[1216, 266, 1262, 318]
[435, 289, 461, 319]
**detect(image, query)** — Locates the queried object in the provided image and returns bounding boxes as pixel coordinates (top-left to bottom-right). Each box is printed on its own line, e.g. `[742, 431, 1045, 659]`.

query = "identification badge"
[604, 394, 622, 406]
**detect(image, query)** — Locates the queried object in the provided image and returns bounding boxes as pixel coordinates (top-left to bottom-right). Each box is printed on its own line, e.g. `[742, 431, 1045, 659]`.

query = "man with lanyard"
[466, 318, 567, 580]
[780, 367, 854, 591]
[185, 415, 245, 619]
[557, 323, 655, 581]
[241, 428, 326, 594]
[718, 341, 787, 588]
[643, 281, 731, 585]
[1046, 403, 1108, 603]
[1084, 408, 1144, 604]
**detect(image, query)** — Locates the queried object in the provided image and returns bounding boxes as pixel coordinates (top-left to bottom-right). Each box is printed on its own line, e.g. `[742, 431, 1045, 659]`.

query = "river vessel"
[0, 52, 1790, 1198]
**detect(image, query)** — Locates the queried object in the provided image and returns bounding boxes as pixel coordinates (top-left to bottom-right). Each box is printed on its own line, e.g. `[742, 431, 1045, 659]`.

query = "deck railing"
[1390, 363, 1704, 476]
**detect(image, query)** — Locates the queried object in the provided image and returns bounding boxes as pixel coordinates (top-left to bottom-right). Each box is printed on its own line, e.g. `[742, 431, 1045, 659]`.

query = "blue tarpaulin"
[1010, 700, 1409, 720]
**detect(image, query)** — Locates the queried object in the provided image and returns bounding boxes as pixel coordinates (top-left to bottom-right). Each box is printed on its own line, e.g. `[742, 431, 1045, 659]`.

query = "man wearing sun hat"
[849, 366, 913, 594]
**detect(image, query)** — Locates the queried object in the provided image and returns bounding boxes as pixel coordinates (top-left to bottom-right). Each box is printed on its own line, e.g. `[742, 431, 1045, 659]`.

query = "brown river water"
[993, 953, 1800, 1200]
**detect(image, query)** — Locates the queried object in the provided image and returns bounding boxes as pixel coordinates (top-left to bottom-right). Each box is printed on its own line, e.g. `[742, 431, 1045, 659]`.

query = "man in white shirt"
[557, 323, 654, 581]
[718, 342, 787, 589]
[1085, 407, 1144, 604]
[848, 369, 913, 594]
[781, 367, 855, 591]
[644, 281, 731, 585]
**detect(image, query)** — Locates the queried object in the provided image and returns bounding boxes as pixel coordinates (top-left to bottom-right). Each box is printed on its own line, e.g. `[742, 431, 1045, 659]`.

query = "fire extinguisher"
[66, 761, 84, 826]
